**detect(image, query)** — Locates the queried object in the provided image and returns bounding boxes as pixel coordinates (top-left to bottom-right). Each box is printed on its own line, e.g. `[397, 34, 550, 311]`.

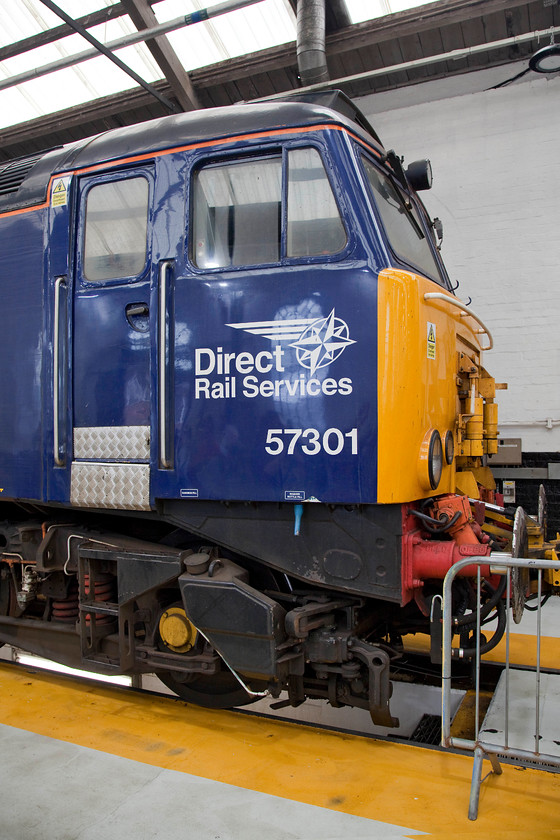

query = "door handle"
[125, 302, 149, 331]
[126, 303, 149, 317]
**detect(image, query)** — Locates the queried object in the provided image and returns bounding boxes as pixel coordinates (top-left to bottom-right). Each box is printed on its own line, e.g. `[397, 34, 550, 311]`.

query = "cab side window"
[83, 177, 149, 283]
[287, 147, 346, 257]
[193, 158, 282, 269]
[192, 147, 346, 269]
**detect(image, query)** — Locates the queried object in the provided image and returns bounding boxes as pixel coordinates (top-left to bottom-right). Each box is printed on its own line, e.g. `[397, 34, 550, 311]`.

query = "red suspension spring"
[84, 572, 116, 626]
[51, 582, 79, 623]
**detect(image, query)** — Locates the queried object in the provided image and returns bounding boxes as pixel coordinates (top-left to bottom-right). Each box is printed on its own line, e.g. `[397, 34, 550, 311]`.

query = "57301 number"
[265, 428, 358, 456]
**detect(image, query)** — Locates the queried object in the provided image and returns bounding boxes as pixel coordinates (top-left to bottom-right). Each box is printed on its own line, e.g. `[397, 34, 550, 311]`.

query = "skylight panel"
[0, 0, 443, 131]
[345, 0, 443, 24]
[0, 0, 296, 129]
[155, 0, 296, 69]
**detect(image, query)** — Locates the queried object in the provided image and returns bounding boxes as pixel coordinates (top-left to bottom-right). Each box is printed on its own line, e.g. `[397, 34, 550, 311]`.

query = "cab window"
[83, 176, 149, 283]
[192, 148, 346, 269]
[287, 147, 346, 257]
[193, 158, 281, 268]
[362, 156, 444, 284]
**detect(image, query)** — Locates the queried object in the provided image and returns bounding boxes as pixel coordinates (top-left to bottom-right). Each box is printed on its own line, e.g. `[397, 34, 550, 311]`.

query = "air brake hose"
[451, 595, 507, 660]
[411, 508, 462, 533]
[452, 575, 507, 628]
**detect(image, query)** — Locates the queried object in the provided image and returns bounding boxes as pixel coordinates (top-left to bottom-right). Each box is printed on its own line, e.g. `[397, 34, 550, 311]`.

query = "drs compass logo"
[288, 310, 356, 375]
[227, 308, 356, 375]
[192, 308, 360, 467]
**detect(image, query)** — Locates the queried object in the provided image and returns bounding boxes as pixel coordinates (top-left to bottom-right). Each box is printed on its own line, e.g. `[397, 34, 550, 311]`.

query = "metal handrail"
[53, 276, 66, 467]
[440, 554, 560, 819]
[424, 292, 493, 351]
[158, 261, 173, 469]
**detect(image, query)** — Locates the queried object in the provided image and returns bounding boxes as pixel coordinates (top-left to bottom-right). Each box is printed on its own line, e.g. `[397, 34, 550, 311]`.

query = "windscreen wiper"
[383, 150, 425, 240]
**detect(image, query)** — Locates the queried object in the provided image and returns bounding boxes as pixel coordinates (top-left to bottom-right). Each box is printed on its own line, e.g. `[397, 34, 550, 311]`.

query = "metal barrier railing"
[440, 554, 560, 820]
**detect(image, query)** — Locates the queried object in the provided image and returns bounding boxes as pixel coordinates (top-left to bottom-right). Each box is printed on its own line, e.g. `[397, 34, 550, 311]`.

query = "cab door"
[70, 169, 153, 510]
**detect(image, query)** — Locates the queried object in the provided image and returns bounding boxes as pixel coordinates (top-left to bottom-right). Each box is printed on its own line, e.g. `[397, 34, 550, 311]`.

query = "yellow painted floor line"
[1, 662, 558, 837]
[405, 632, 559, 670]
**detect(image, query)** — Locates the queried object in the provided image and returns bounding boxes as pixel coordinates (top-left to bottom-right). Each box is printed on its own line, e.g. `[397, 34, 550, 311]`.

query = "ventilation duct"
[297, 0, 329, 86]
[0, 153, 45, 197]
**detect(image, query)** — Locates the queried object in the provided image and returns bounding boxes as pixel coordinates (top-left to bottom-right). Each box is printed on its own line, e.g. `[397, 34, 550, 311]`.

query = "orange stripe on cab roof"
[0, 123, 382, 220]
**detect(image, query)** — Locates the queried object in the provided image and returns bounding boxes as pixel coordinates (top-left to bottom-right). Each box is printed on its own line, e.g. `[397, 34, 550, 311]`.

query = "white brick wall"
[358, 68, 560, 452]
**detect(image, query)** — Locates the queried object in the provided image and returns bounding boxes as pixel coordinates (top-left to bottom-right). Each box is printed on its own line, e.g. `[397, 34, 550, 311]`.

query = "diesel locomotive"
[0, 91, 509, 723]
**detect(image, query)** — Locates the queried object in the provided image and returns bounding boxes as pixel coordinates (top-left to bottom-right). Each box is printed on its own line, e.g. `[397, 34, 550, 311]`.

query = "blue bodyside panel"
[0, 121, 391, 510]
[150, 135, 383, 506]
[167, 267, 378, 504]
[0, 211, 44, 500]
[73, 283, 152, 428]
[45, 181, 73, 502]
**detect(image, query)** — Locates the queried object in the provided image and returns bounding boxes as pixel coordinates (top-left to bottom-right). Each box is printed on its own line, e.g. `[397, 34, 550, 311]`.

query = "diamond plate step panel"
[73, 426, 150, 461]
[71, 462, 150, 510]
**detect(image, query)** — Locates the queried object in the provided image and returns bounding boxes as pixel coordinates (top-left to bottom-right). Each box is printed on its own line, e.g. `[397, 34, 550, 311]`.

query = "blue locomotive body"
[1, 101, 392, 511]
[0, 95, 504, 721]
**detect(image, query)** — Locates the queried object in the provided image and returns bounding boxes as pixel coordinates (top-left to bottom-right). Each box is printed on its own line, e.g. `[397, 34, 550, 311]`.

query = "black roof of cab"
[0, 92, 386, 215]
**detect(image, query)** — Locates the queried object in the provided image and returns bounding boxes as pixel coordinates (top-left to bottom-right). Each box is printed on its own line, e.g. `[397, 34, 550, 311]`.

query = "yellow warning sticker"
[427, 321, 436, 359]
[52, 178, 68, 207]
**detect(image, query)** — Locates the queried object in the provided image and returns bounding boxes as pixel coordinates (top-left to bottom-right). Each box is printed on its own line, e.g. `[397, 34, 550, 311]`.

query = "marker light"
[406, 159, 433, 191]
[428, 431, 443, 489]
[418, 429, 443, 491]
[444, 431, 455, 465]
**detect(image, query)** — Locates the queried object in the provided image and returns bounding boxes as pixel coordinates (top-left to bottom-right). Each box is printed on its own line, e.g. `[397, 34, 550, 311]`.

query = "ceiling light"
[529, 43, 560, 74]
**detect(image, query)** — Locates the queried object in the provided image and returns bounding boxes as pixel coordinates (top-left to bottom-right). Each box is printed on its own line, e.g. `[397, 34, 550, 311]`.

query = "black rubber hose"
[525, 592, 551, 611]
[410, 509, 462, 533]
[451, 595, 507, 660]
[453, 575, 507, 628]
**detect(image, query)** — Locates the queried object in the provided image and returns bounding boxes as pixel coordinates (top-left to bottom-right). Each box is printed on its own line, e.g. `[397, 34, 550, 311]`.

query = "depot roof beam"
[0, 0, 265, 96]
[188, 0, 542, 91]
[263, 23, 560, 100]
[0, 3, 135, 63]
[120, 0, 199, 111]
[37, 0, 178, 113]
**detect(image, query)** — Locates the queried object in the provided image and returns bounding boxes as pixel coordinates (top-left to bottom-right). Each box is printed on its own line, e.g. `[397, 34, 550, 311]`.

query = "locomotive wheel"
[155, 602, 264, 708]
[158, 669, 260, 709]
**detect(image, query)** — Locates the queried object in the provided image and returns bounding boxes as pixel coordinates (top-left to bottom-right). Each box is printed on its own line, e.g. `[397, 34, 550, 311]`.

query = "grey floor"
[0, 724, 425, 840]
[2, 597, 558, 839]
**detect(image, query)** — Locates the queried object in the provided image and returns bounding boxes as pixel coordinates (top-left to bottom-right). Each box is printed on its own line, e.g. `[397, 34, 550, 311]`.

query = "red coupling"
[401, 498, 492, 607]
[429, 495, 481, 545]
[409, 538, 491, 582]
